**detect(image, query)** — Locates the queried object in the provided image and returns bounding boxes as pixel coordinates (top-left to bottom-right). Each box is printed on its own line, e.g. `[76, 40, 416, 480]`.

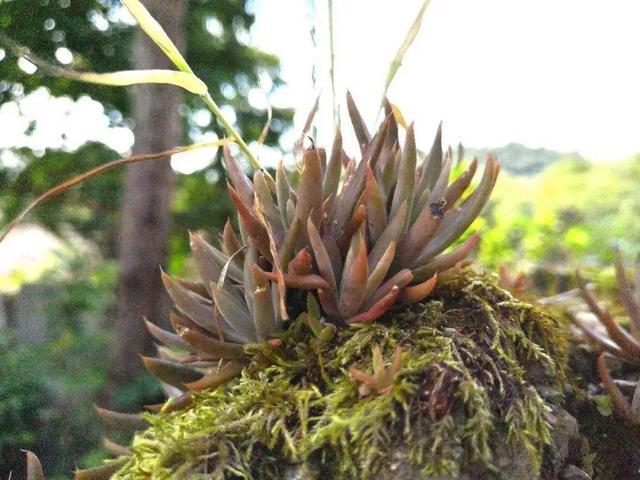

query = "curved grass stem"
[203, 92, 263, 171]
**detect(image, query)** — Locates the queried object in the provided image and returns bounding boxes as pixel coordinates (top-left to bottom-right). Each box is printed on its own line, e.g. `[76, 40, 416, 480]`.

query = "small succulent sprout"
[573, 254, 640, 424]
[596, 352, 640, 425]
[224, 94, 499, 326]
[499, 264, 532, 297]
[349, 344, 403, 397]
[73, 459, 128, 480]
[94, 405, 149, 433]
[301, 294, 337, 342]
[142, 230, 284, 394]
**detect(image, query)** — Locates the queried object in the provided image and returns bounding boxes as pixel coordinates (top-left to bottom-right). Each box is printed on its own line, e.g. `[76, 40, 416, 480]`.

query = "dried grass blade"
[0, 139, 230, 242]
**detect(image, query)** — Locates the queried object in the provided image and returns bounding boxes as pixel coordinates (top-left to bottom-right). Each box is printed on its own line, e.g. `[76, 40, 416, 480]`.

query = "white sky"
[252, 0, 640, 161]
[1, 0, 640, 169]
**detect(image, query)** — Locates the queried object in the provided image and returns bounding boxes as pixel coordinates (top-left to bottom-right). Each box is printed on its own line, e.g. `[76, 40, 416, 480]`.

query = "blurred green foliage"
[0, 258, 165, 477]
[0, 0, 293, 265]
[0, 261, 114, 478]
[477, 156, 640, 281]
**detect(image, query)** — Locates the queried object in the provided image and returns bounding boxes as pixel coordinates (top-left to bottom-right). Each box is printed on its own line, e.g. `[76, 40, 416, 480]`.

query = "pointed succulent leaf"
[102, 437, 131, 457]
[365, 167, 388, 244]
[348, 286, 401, 324]
[144, 317, 190, 350]
[347, 91, 371, 152]
[178, 327, 245, 359]
[295, 95, 320, 154]
[253, 197, 289, 320]
[308, 218, 337, 291]
[161, 271, 217, 334]
[295, 147, 324, 231]
[251, 264, 278, 341]
[597, 352, 635, 423]
[398, 273, 438, 303]
[397, 199, 445, 266]
[426, 149, 452, 205]
[189, 232, 242, 290]
[258, 266, 331, 290]
[366, 269, 413, 308]
[184, 360, 246, 392]
[94, 405, 149, 432]
[416, 122, 443, 194]
[577, 272, 640, 358]
[141, 356, 202, 389]
[74, 459, 128, 480]
[444, 158, 478, 208]
[368, 200, 408, 270]
[288, 248, 313, 275]
[283, 195, 294, 224]
[614, 252, 640, 338]
[382, 147, 401, 195]
[278, 218, 302, 266]
[323, 128, 343, 201]
[254, 169, 285, 240]
[348, 345, 403, 394]
[339, 231, 369, 319]
[223, 146, 254, 206]
[412, 233, 480, 281]
[175, 277, 209, 298]
[26, 451, 45, 480]
[222, 220, 243, 261]
[227, 185, 270, 258]
[413, 155, 497, 263]
[276, 160, 291, 225]
[211, 282, 257, 343]
[364, 117, 390, 169]
[337, 203, 367, 252]
[332, 154, 367, 236]
[390, 122, 416, 218]
[364, 241, 397, 302]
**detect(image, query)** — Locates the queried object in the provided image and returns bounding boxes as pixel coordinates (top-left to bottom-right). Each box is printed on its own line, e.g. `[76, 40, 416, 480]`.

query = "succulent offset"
[349, 344, 403, 397]
[144, 227, 283, 395]
[573, 256, 640, 424]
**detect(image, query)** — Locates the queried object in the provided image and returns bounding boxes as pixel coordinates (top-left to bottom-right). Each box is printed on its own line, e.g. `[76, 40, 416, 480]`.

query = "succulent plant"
[499, 264, 532, 297]
[142, 228, 285, 395]
[573, 256, 640, 424]
[228, 93, 500, 325]
[349, 344, 403, 397]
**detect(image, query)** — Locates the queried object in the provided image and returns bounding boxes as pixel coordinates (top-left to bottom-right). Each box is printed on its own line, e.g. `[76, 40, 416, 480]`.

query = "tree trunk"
[107, 0, 186, 397]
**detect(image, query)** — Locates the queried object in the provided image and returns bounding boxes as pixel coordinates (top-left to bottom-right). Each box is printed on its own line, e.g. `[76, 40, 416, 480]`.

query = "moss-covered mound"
[113, 273, 571, 479]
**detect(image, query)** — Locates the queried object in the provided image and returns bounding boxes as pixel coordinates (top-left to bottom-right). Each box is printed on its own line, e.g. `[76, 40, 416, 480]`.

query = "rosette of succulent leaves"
[141, 95, 500, 401]
[573, 255, 640, 425]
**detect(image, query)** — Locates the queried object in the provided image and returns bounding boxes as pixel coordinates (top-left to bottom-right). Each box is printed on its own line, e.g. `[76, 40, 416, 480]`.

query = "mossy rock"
[113, 273, 577, 479]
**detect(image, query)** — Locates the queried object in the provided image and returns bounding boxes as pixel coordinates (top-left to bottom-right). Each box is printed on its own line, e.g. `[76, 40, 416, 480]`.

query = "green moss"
[113, 272, 568, 479]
